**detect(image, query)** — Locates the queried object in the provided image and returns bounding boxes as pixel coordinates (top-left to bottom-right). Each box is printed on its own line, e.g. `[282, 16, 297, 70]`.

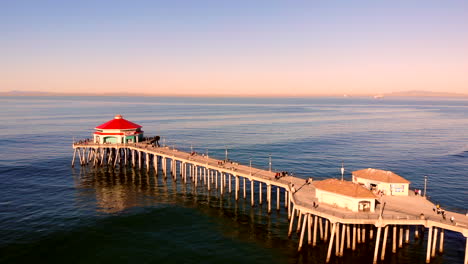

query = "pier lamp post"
[250, 158, 252, 176]
[190, 144, 193, 154]
[424, 175, 428, 197]
[163, 137, 166, 147]
[206, 148, 208, 158]
[225, 146, 228, 161]
[341, 161, 345, 181]
[269, 154, 272, 172]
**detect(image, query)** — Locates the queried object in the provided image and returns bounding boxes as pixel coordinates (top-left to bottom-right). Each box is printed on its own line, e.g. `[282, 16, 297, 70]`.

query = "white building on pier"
[314, 178, 377, 212]
[352, 168, 410, 196]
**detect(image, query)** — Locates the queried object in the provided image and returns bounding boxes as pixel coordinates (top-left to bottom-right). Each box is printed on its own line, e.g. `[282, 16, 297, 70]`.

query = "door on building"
[358, 201, 371, 212]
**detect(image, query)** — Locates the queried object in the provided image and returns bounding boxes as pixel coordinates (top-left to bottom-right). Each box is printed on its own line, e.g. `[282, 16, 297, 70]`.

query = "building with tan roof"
[352, 168, 410, 196]
[313, 178, 377, 212]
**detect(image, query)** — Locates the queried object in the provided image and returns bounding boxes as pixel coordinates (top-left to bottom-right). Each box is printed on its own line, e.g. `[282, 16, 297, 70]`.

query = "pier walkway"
[72, 141, 468, 264]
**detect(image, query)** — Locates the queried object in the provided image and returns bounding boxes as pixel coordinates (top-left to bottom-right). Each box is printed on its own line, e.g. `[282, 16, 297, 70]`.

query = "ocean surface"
[0, 96, 467, 263]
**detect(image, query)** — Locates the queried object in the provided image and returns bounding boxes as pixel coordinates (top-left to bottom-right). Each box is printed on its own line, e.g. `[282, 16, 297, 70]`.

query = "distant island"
[1, 90, 467, 98]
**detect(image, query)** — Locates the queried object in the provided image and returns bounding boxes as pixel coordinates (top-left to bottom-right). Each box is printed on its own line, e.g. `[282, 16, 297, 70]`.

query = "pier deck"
[72, 141, 468, 263]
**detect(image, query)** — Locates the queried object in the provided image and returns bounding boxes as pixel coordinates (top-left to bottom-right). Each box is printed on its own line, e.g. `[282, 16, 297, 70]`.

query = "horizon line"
[2, 90, 468, 98]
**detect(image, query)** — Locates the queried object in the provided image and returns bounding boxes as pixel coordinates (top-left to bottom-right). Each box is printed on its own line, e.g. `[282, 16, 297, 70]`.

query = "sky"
[1, 0, 467, 96]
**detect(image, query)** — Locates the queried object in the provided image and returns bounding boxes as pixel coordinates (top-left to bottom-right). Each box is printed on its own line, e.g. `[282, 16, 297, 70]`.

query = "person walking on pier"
[450, 216, 455, 223]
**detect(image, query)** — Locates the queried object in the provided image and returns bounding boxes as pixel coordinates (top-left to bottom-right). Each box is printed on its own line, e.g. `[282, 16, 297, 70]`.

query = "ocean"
[0, 96, 467, 263]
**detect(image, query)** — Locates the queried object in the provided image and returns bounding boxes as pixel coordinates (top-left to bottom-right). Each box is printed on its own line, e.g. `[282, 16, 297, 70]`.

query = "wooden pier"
[72, 140, 468, 264]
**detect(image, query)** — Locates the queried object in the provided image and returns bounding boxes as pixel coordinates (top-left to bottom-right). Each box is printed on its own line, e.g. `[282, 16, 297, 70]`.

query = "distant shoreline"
[1, 91, 467, 98]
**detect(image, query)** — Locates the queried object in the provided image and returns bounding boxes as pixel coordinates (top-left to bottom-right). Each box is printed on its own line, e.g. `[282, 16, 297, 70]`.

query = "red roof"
[95, 115, 142, 130]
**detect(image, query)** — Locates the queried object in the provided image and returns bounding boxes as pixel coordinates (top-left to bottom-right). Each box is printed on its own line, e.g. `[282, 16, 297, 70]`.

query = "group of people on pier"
[75, 138, 92, 145]
[275, 171, 290, 179]
[432, 203, 458, 223]
[413, 188, 423, 196]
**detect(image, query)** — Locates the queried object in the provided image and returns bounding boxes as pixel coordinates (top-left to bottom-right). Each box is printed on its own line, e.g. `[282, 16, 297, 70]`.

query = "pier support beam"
[235, 176, 239, 200]
[71, 149, 77, 167]
[346, 224, 351, 249]
[81, 148, 86, 165]
[326, 223, 337, 263]
[146, 153, 150, 172]
[335, 223, 340, 257]
[362, 225, 366, 243]
[373, 227, 382, 264]
[259, 182, 262, 205]
[93, 148, 99, 166]
[319, 217, 324, 240]
[203, 168, 207, 184]
[267, 184, 272, 213]
[77, 148, 83, 166]
[392, 225, 397, 253]
[405, 226, 410, 243]
[114, 148, 120, 167]
[439, 229, 444, 253]
[138, 151, 142, 169]
[431, 227, 438, 258]
[296, 212, 302, 234]
[276, 187, 280, 211]
[288, 205, 295, 237]
[313, 216, 318, 246]
[243, 178, 246, 199]
[220, 172, 224, 195]
[250, 180, 254, 206]
[399, 226, 403, 248]
[340, 222, 346, 256]
[101, 148, 106, 166]
[298, 214, 308, 252]
[357, 224, 361, 244]
[324, 220, 329, 242]
[426, 226, 433, 263]
[194, 166, 198, 187]
[381, 226, 389, 261]
[307, 214, 312, 245]
[184, 162, 187, 182]
[153, 156, 158, 175]
[352, 224, 356, 251]
[207, 170, 212, 190]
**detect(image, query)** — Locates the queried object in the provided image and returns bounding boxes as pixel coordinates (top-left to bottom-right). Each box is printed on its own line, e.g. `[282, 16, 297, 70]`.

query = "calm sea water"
[0, 96, 467, 263]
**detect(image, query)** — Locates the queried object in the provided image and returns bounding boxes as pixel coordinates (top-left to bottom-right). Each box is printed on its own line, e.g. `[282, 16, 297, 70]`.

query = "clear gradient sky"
[1, 1, 467, 96]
